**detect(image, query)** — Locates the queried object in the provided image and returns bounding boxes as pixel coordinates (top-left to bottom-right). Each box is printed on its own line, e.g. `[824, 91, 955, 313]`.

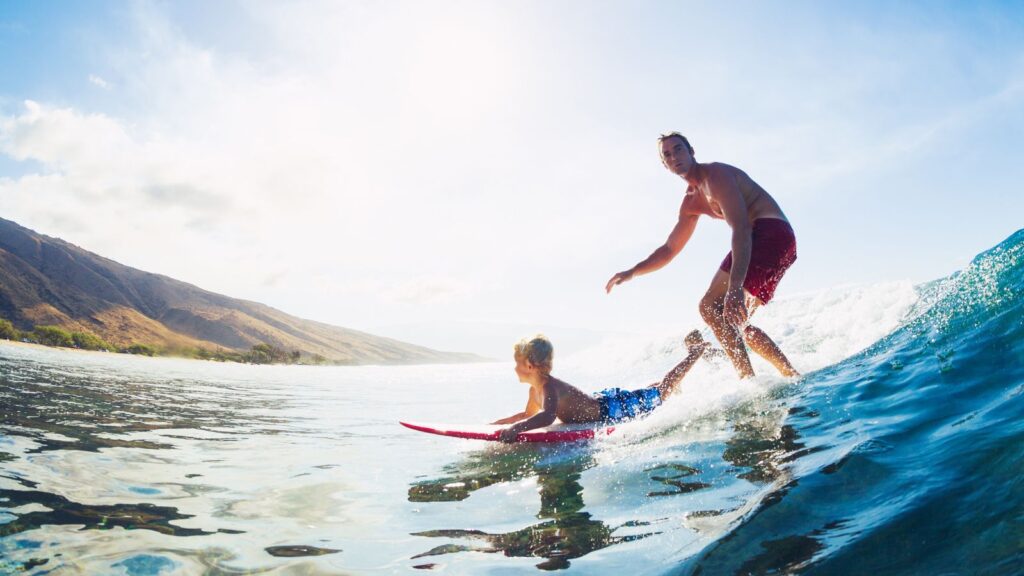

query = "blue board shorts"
[595, 387, 662, 423]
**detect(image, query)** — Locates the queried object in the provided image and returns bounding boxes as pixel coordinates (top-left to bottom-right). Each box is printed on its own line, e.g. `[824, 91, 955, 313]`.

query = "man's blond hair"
[514, 334, 554, 373]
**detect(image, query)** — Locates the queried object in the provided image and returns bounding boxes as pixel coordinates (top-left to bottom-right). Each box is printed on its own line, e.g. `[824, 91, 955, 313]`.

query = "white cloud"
[88, 74, 111, 90]
[382, 275, 477, 306]
[0, 100, 228, 213]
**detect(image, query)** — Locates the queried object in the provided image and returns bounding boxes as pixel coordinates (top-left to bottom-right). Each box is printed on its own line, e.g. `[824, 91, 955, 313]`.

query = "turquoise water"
[0, 230, 1022, 574]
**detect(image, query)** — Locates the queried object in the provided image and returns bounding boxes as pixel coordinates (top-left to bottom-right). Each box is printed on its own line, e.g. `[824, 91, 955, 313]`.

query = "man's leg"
[741, 298, 800, 377]
[699, 269, 755, 379]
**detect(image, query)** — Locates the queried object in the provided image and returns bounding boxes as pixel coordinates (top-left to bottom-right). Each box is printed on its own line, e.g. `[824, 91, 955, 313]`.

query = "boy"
[493, 330, 711, 442]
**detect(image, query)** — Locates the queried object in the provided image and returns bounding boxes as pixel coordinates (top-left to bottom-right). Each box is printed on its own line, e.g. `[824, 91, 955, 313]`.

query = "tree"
[33, 326, 74, 347]
[124, 343, 156, 356]
[71, 331, 113, 351]
[0, 318, 18, 340]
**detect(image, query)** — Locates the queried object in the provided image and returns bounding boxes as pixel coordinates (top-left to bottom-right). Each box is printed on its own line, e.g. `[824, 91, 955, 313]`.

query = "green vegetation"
[186, 346, 246, 363]
[0, 318, 18, 340]
[0, 315, 316, 365]
[33, 325, 75, 347]
[123, 343, 157, 356]
[182, 343, 308, 365]
[72, 331, 115, 351]
[246, 343, 302, 365]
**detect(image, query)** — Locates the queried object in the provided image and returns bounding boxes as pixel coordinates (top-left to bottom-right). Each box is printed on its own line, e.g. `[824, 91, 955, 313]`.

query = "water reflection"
[409, 448, 658, 570]
[645, 464, 711, 497]
[681, 400, 841, 575]
[721, 401, 810, 485]
[0, 355, 292, 455]
[0, 487, 214, 537]
[0, 350, 340, 571]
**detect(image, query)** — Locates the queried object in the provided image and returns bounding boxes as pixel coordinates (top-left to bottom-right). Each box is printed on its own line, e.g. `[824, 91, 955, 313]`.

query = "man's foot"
[685, 329, 711, 355]
[686, 329, 731, 362]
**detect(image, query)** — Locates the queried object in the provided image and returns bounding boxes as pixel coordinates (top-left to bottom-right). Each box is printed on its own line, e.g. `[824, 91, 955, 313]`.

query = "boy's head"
[513, 334, 554, 377]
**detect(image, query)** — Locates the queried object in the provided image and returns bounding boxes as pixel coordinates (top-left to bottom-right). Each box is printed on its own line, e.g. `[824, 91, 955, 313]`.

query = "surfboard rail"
[399, 421, 616, 443]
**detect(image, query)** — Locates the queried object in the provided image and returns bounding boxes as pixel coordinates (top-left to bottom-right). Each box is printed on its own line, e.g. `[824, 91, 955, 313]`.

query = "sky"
[1, 1, 1022, 358]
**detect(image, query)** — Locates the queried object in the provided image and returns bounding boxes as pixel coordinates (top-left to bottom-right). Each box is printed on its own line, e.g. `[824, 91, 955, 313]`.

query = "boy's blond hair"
[514, 334, 554, 373]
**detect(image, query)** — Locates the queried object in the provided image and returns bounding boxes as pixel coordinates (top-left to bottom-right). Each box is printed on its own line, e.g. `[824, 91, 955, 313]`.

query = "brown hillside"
[0, 217, 480, 364]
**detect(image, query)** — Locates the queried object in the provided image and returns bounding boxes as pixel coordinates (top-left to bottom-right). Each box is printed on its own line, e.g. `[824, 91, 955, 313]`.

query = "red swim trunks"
[719, 218, 797, 304]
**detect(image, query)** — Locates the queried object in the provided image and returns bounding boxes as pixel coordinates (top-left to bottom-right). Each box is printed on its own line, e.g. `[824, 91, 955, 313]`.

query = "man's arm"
[606, 209, 698, 293]
[498, 384, 558, 442]
[707, 167, 752, 325]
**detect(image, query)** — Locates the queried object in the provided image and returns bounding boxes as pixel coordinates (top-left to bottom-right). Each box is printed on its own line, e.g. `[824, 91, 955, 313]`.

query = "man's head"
[513, 334, 554, 380]
[659, 132, 696, 176]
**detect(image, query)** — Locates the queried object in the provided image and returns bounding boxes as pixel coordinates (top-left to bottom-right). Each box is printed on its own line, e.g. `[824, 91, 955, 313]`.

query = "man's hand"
[724, 288, 748, 328]
[605, 269, 634, 293]
[498, 428, 519, 443]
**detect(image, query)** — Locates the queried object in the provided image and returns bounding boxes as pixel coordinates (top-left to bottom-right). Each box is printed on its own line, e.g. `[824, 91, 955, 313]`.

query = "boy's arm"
[490, 392, 542, 425]
[498, 384, 558, 442]
[491, 413, 527, 425]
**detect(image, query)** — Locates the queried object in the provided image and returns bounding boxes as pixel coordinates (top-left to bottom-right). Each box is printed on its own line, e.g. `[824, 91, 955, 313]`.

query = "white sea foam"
[557, 281, 920, 436]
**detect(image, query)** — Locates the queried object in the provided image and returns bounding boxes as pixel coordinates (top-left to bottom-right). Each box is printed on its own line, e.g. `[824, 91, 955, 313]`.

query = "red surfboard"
[400, 421, 616, 443]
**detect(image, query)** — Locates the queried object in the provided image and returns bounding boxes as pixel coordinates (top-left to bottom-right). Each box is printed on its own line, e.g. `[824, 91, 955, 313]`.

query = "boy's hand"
[498, 428, 520, 443]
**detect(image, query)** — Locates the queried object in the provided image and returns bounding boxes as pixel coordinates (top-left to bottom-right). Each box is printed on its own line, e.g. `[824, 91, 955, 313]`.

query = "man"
[605, 133, 799, 379]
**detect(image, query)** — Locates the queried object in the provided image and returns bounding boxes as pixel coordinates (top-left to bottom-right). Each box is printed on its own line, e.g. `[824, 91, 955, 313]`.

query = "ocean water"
[0, 230, 1022, 575]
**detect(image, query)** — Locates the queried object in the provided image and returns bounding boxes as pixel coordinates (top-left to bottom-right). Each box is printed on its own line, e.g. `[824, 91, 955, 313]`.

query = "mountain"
[0, 217, 480, 365]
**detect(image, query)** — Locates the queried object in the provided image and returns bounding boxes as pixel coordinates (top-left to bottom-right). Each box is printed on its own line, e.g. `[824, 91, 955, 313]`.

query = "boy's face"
[514, 354, 537, 383]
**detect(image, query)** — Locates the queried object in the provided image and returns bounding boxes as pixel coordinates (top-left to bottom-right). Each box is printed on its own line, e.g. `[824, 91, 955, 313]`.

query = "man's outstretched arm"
[606, 212, 698, 293]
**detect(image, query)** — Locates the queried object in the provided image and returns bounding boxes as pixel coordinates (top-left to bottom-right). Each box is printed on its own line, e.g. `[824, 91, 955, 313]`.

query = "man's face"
[660, 137, 694, 176]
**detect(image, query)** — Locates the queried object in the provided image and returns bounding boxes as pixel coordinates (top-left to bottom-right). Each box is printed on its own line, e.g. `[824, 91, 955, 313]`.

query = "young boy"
[492, 330, 711, 442]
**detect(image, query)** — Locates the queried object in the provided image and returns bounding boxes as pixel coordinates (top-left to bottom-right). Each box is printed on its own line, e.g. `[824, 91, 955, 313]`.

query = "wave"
[673, 228, 1024, 575]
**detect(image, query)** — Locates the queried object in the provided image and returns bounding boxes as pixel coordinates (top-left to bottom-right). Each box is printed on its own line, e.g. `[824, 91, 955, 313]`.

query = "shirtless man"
[605, 133, 799, 379]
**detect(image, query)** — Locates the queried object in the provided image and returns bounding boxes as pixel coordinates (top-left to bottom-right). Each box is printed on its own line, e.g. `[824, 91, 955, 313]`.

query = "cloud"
[0, 100, 228, 211]
[381, 275, 477, 306]
[88, 74, 111, 90]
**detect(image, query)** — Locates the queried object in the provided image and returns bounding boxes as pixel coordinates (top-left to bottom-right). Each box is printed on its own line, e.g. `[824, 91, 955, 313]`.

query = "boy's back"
[537, 377, 602, 423]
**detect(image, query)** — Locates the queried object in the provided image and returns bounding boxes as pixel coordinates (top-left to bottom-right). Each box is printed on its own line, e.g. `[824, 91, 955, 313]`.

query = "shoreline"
[0, 338, 490, 368]
[0, 338, 295, 365]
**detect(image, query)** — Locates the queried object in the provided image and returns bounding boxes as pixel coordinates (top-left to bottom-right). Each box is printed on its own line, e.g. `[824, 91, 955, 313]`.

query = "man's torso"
[681, 162, 787, 224]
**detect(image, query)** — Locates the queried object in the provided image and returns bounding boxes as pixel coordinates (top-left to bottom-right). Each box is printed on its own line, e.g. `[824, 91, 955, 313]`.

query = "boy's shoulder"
[545, 376, 585, 395]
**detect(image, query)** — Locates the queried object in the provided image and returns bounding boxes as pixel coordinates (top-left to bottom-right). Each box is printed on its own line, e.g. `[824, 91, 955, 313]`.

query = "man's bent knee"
[699, 296, 722, 325]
